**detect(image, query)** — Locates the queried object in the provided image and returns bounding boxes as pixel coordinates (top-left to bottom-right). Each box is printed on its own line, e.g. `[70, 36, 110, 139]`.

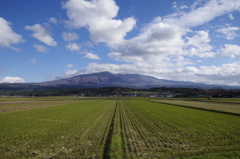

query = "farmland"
[0, 97, 240, 158]
[152, 98, 240, 114]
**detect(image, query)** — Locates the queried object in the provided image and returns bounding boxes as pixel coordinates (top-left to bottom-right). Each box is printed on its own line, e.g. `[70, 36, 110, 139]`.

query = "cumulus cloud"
[62, 31, 79, 41]
[54, 69, 79, 79]
[30, 59, 36, 64]
[172, 2, 177, 9]
[62, 0, 136, 44]
[34, 44, 48, 52]
[108, 24, 213, 62]
[182, 30, 215, 57]
[62, 0, 240, 63]
[108, 52, 143, 62]
[216, 26, 240, 40]
[186, 31, 210, 48]
[217, 44, 240, 58]
[56, 0, 240, 86]
[65, 42, 80, 51]
[66, 64, 73, 68]
[56, 60, 240, 86]
[173, 0, 240, 28]
[0, 76, 25, 83]
[179, 5, 188, 10]
[25, 24, 57, 46]
[84, 52, 100, 60]
[172, 2, 188, 10]
[0, 17, 24, 50]
[106, 0, 240, 62]
[49, 17, 58, 25]
[109, 21, 184, 62]
[83, 41, 94, 47]
[180, 62, 240, 85]
[228, 13, 234, 20]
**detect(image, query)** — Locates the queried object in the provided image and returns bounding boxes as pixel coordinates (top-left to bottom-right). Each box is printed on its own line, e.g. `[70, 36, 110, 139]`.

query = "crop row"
[1, 98, 240, 158]
[118, 99, 240, 158]
[0, 100, 116, 158]
[152, 99, 240, 114]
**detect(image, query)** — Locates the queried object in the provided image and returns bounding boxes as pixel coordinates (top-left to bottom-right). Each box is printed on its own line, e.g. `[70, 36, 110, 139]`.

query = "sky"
[0, 0, 240, 86]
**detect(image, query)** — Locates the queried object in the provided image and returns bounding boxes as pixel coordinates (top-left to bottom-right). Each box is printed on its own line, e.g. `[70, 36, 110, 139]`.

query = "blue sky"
[0, 0, 240, 86]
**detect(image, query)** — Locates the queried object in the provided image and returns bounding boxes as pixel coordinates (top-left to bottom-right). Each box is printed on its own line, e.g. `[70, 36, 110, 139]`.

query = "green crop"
[119, 100, 240, 158]
[0, 100, 115, 158]
[152, 99, 240, 114]
[0, 97, 239, 158]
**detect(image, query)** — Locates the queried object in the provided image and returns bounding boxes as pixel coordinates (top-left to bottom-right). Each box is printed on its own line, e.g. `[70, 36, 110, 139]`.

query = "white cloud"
[190, 0, 204, 10]
[30, 59, 36, 64]
[62, 0, 240, 64]
[229, 13, 234, 20]
[172, 2, 177, 9]
[56, 0, 240, 86]
[217, 44, 240, 58]
[173, 0, 240, 28]
[186, 30, 210, 47]
[106, 0, 240, 62]
[182, 30, 215, 57]
[54, 69, 79, 79]
[179, 5, 188, 10]
[56, 61, 240, 86]
[34, 44, 48, 52]
[25, 24, 57, 46]
[62, 31, 79, 41]
[109, 23, 213, 62]
[66, 64, 73, 68]
[180, 62, 240, 85]
[84, 52, 100, 60]
[65, 42, 80, 51]
[216, 26, 240, 40]
[0, 17, 24, 50]
[172, 2, 188, 10]
[108, 52, 144, 62]
[83, 41, 93, 47]
[62, 0, 136, 44]
[0, 76, 25, 83]
[109, 21, 184, 62]
[49, 17, 58, 25]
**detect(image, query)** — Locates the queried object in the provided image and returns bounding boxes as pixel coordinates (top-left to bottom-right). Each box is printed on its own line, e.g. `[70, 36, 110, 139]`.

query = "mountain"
[37, 71, 238, 89]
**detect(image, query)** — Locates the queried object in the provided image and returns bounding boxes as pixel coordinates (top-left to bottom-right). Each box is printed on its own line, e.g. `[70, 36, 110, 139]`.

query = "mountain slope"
[38, 71, 230, 89]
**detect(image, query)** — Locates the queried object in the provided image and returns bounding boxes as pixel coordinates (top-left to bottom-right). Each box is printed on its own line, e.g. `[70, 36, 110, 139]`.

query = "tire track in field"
[103, 100, 127, 159]
[103, 102, 117, 159]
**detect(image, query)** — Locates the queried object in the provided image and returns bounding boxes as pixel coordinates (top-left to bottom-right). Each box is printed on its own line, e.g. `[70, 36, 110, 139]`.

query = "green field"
[152, 98, 240, 114]
[0, 97, 240, 158]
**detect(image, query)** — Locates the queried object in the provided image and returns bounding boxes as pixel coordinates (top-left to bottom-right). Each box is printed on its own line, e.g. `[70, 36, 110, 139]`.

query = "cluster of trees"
[0, 84, 240, 98]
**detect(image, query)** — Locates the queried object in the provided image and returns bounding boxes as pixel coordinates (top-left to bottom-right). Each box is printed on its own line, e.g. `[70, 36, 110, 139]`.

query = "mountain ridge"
[37, 71, 239, 89]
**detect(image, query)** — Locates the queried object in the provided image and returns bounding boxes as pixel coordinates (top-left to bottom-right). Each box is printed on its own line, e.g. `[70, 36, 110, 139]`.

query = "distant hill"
[1, 72, 240, 96]
[37, 71, 239, 89]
